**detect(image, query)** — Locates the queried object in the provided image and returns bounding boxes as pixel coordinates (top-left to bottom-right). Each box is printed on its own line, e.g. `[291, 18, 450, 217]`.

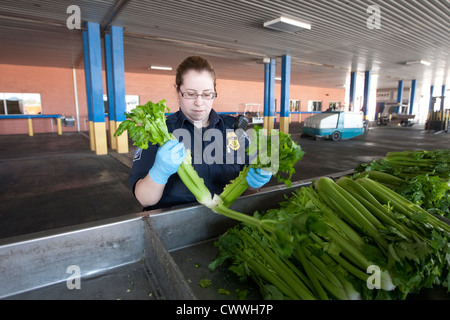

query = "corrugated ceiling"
[0, 0, 449, 89]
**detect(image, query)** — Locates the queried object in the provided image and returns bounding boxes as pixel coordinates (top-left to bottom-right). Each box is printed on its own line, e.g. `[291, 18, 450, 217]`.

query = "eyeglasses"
[180, 90, 217, 100]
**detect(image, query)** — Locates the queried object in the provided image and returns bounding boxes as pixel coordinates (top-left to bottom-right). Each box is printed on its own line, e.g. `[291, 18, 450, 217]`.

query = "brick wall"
[0, 64, 345, 135]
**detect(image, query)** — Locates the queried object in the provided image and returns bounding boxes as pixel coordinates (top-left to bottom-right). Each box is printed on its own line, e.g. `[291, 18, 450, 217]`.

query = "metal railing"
[0, 114, 63, 136]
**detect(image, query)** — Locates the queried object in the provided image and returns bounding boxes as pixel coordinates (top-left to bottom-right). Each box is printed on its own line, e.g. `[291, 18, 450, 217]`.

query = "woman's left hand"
[246, 168, 272, 189]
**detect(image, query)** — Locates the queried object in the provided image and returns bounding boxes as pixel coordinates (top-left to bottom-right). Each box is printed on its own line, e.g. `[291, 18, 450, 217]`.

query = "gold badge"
[227, 132, 240, 151]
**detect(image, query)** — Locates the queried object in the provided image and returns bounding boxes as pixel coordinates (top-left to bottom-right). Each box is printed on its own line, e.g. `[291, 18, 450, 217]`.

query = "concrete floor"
[0, 123, 449, 240]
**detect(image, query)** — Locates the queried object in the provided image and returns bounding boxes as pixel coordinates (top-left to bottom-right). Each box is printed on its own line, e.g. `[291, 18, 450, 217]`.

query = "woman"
[129, 56, 271, 210]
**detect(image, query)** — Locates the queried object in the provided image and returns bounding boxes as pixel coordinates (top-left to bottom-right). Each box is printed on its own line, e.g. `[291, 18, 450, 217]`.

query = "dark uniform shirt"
[129, 109, 249, 211]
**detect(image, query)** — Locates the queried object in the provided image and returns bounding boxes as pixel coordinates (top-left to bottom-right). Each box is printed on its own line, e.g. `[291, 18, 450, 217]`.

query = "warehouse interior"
[0, 0, 450, 301]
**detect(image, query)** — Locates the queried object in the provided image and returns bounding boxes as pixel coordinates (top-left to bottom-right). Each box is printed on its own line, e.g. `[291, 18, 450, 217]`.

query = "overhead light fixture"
[264, 16, 311, 34]
[405, 60, 431, 66]
[275, 77, 282, 81]
[148, 66, 172, 71]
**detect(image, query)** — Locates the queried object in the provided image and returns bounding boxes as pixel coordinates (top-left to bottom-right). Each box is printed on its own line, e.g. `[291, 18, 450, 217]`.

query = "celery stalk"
[315, 177, 390, 252]
[294, 246, 329, 300]
[361, 171, 405, 186]
[357, 178, 450, 233]
[219, 167, 250, 208]
[302, 187, 366, 248]
[241, 230, 317, 300]
[336, 177, 414, 238]
[233, 249, 299, 300]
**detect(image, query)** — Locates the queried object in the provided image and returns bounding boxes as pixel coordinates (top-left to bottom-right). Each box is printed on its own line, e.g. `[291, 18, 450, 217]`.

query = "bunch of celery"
[210, 224, 318, 300]
[212, 180, 393, 300]
[355, 150, 450, 218]
[211, 176, 450, 300]
[114, 99, 304, 237]
[219, 126, 305, 208]
[327, 176, 450, 298]
[114, 99, 212, 207]
[357, 150, 450, 180]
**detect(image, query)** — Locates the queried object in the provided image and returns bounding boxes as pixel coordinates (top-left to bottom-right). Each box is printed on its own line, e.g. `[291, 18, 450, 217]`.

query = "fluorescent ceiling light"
[275, 77, 282, 81]
[148, 66, 172, 71]
[405, 60, 431, 66]
[264, 16, 311, 33]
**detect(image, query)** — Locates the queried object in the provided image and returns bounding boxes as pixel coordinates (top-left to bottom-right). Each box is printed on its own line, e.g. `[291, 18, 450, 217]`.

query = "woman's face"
[178, 70, 215, 127]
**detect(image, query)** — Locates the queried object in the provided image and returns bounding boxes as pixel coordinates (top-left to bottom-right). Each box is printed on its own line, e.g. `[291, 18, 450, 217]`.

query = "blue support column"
[397, 80, 404, 114]
[263, 62, 270, 121]
[429, 85, 435, 112]
[263, 58, 276, 130]
[110, 26, 128, 153]
[280, 55, 291, 134]
[86, 21, 107, 155]
[362, 70, 371, 120]
[82, 30, 95, 151]
[441, 85, 446, 111]
[349, 71, 356, 111]
[104, 33, 116, 149]
[409, 79, 417, 115]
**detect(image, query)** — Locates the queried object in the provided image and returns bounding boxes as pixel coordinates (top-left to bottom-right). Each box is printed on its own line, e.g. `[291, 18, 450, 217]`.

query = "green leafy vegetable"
[199, 279, 212, 288]
[355, 149, 450, 218]
[217, 288, 231, 295]
[219, 126, 305, 208]
[114, 99, 173, 149]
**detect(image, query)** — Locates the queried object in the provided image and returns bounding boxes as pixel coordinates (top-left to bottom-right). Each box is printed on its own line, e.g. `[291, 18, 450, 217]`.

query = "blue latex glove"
[149, 140, 186, 185]
[246, 168, 272, 189]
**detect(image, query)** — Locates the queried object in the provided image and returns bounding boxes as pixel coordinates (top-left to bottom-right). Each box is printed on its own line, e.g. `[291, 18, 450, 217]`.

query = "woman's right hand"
[148, 140, 186, 184]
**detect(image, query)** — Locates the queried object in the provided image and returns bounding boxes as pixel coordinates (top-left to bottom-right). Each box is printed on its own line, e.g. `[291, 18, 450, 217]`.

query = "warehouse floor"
[0, 123, 449, 240]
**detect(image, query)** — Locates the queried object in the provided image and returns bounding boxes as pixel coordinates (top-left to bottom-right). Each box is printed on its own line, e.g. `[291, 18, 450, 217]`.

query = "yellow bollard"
[109, 120, 117, 150]
[57, 118, 62, 135]
[263, 116, 275, 131]
[93, 122, 108, 155]
[115, 121, 129, 154]
[89, 121, 95, 151]
[27, 118, 33, 136]
[280, 117, 289, 134]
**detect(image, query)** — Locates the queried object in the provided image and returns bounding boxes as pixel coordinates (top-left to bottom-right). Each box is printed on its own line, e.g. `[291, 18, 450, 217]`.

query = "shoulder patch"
[133, 148, 142, 162]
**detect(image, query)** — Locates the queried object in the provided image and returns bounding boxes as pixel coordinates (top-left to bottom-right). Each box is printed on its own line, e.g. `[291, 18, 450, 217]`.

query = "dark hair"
[175, 56, 216, 91]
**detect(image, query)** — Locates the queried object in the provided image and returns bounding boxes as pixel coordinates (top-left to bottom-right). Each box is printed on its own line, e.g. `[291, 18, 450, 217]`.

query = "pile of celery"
[211, 176, 450, 300]
[114, 99, 305, 236]
[355, 150, 450, 218]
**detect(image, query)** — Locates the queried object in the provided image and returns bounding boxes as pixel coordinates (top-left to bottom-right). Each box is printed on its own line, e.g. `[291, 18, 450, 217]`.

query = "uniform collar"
[176, 109, 223, 130]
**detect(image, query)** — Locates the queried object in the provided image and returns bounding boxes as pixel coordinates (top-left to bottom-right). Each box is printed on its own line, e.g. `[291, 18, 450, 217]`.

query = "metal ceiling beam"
[0, 11, 67, 29]
[101, 0, 131, 30]
[74, 0, 130, 69]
